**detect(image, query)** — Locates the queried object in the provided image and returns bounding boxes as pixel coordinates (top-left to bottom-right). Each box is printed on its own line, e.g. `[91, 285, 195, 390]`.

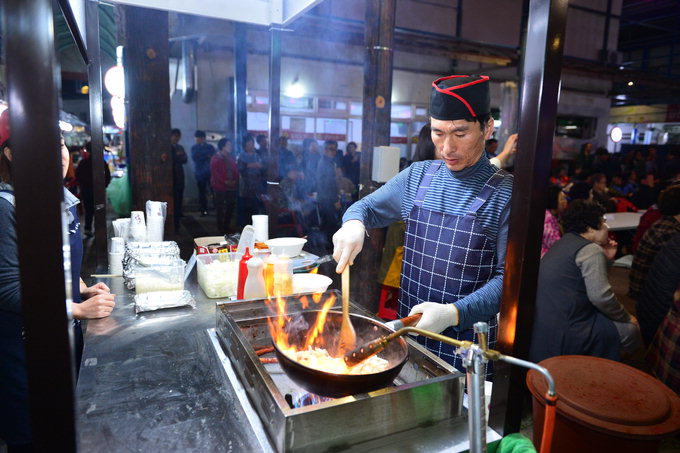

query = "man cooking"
[333, 75, 513, 376]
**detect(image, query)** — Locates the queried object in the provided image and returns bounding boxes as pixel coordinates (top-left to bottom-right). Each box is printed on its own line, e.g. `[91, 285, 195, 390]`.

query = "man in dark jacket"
[75, 142, 111, 235]
[191, 130, 215, 216]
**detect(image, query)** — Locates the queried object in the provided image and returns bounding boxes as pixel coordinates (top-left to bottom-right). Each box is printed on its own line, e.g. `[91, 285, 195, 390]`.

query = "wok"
[272, 310, 409, 398]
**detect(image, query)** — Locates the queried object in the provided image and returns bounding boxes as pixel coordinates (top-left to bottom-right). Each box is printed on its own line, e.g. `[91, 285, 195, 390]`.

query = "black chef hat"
[430, 75, 490, 120]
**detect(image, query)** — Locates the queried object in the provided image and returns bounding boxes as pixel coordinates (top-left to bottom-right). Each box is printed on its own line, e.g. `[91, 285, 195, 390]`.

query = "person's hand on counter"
[409, 302, 459, 334]
[80, 280, 111, 300]
[333, 220, 366, 273]
[73, 293, 116, 320]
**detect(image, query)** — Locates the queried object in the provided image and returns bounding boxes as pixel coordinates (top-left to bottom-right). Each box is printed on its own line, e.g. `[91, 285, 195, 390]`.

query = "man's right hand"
[73, 293, 116, 320]
[333, 220, 366, 273]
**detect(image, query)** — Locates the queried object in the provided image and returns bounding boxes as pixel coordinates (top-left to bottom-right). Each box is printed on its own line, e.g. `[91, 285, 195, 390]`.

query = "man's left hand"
[408, 302, 459, 334]
[81, 282, 111, 300]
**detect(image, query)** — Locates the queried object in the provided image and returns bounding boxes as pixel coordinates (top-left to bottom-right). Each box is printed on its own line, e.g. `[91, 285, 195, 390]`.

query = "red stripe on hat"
[431, 75, 490, 118]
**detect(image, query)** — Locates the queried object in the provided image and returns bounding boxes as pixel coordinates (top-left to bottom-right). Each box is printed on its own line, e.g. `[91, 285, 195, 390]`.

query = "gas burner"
[215, 290, 465, 453]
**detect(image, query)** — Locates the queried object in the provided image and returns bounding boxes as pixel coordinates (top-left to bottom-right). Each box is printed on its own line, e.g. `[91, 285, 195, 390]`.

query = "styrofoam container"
[196, 252, 242, 298]
[292, 273, 333, 294]
[265, 237, 307, 257]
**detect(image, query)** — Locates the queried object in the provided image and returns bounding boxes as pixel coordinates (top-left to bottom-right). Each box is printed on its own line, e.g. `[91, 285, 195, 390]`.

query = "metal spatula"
[339, 266, 357, 353]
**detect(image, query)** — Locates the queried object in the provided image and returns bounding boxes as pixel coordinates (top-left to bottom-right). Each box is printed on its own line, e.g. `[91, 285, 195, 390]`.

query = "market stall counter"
[76, 275, 263, 452]
[76, 272, 501, 452]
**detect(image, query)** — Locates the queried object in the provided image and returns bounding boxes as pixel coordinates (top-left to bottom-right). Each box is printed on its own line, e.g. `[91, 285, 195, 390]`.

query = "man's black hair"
[561, 199, 606, 235]
[194, 130, 206, 138]
[171, 128, 181, 136]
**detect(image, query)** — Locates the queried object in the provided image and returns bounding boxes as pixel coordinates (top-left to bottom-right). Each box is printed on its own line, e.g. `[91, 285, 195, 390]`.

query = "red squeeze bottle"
[237, 247, 253, 299]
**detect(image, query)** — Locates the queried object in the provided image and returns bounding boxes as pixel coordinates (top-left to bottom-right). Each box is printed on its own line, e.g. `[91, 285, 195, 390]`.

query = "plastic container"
[134, 259, 185, 294]
[527, 355, 680, 453]
[273, 256, 294, 296]
[244, 257, 266, 299]
[196, 252, 242, 299]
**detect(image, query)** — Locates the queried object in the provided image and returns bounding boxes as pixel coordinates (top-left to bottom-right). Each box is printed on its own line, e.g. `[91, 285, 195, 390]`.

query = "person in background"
[334, 75, 513, 378]
[592, 147, 617, 181]
[631, 172, 658, 211]
[542, 184, 567, 258]
[645, 262, 680, 394]
[484, 138, 498, 159]
[530, 199, 640, 363]
[316, 140, 340, 246]
[488, 133, 518, 169]
[210, 138, 238, 235]
[567, 181, 593, 202]
[170, 128, 187, 232]
[591, 173, 616, 212]
[575, 142, 594, 179]
[256, 134, 268, 160]
[629, 186, 680, 341]
[191, 130, 215, 217]
[74, 142, 111, 236]
[0, 111, 115, 451]
[237, 134, 265, 228]
[342, 141, 360, 187]
[335, 166, 355, 213]
[255, 134, 269, 193]
[302, 138, 321, 183]
[278, 135, 295, 180]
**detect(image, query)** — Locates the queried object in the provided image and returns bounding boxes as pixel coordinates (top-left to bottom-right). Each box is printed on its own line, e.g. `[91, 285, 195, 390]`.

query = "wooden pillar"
[123, 6, 173, 232]
[86, 0, 108, 271]
[355, 0, 396, 311]
[234, 23, 248, 145]
[5, 0, 77, 448]
[489, 0, 569, 435]
[267, 27, 282, 235]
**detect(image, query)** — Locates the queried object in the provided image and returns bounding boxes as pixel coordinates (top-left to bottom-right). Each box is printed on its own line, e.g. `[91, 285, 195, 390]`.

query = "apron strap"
[413, 160, 443, 206]
[466, 169, 507, 216]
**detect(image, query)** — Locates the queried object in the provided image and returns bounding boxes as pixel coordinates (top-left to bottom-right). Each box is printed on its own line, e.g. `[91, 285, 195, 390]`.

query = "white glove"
[333, 220, 366, 273]
[409, 302, 459, 334]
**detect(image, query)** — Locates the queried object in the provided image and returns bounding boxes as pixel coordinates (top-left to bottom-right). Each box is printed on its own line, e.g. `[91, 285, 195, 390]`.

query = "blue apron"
[398, 161, 504, 377]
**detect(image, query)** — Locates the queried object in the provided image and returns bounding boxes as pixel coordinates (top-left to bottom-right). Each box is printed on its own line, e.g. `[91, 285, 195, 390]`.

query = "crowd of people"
[533, 143, 680, 392]
[172, 129, 363, 248]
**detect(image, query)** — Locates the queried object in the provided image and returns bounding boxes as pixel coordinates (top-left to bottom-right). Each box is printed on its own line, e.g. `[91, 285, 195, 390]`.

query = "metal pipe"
[498, 354, 555, 397]
[466, 346, 487, 453]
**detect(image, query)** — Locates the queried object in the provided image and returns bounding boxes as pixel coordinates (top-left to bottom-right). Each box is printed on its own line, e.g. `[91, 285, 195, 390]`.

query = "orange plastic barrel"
[526, 355, 680, 453]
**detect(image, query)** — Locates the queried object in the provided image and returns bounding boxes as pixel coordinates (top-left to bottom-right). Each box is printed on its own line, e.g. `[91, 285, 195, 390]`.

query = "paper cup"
[252, 215, 269, 242]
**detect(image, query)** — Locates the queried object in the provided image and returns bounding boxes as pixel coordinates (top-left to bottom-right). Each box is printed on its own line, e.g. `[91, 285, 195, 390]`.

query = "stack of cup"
[109, 237, 125, 275]
[146, 200, 166, 242]
[252, 215, 269, 243]
[128, 211, 147, 242]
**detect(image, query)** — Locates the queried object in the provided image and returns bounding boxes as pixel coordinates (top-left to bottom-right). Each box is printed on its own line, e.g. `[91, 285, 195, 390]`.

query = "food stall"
[14, 0, 678, 451]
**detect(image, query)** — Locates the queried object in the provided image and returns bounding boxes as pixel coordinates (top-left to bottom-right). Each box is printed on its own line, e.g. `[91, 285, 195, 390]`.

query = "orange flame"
[265, 291, 338, 356]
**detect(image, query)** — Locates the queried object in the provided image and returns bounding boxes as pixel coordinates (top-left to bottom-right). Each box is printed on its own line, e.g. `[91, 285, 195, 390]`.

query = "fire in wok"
[265, 292, 409, 397]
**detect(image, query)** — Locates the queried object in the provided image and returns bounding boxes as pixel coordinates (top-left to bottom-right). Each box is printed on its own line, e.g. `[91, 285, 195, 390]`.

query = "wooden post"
[86, 0, 109, 271]
[489, 0, 569, 435]
[123, 6, 173, 233]
[355, 0, 396, 311]
[5, 0, 78, 449]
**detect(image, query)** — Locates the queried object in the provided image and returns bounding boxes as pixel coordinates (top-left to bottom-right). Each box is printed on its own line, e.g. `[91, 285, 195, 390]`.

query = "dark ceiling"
[613, 0, 680, 106]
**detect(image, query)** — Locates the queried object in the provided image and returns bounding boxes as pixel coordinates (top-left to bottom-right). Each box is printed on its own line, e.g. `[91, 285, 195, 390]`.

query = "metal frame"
[86, 0, 109, 271]
[5, 0, 79, 450]
[490, 0, 569, 435]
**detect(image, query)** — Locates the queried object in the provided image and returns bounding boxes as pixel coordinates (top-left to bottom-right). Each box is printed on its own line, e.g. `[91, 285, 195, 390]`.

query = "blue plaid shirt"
[343, 155, 513, 329]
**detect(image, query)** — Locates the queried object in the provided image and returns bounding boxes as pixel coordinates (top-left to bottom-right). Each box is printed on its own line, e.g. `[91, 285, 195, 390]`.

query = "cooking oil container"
[527, 355, 680, 453]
